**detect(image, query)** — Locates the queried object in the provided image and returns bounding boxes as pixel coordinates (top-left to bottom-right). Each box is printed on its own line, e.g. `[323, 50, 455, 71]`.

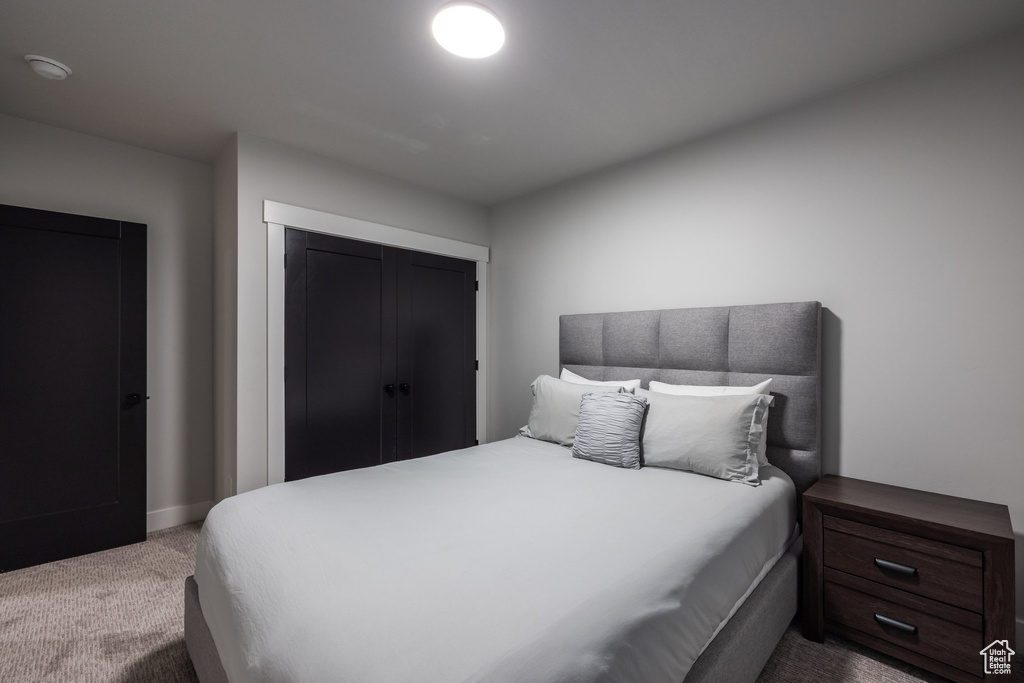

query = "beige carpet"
[760, 627, 1021, 683]
[758, 629, 947, 683]
[0, 523, 201, 683]
[1, 522, 1013, 682]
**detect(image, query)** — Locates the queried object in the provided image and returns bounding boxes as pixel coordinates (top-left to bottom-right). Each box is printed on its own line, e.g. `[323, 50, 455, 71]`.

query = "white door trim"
[264, 200, 489, 485]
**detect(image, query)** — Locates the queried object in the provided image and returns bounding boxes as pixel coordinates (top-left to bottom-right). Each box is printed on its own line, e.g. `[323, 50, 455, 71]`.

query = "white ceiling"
[2, 1, 1023, 205]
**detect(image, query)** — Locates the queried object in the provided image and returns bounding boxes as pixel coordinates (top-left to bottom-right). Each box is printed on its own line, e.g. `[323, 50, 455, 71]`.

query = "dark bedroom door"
[0, 204, 147, 572]
[285, 229, 476, 481]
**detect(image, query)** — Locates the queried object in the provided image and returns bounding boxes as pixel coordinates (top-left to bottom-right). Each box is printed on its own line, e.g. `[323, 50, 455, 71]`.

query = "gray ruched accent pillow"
[571, 392, 648, 469]
[519, 375, 624, 447]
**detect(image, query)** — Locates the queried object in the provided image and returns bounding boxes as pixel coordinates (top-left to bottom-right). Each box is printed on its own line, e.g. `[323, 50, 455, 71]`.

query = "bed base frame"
[185, 575, 228, 683]
[185, 537, 799, 683]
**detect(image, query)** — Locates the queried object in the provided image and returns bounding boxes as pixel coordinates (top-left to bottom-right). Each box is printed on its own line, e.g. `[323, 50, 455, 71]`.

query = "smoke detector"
[25, 55, 72, 80]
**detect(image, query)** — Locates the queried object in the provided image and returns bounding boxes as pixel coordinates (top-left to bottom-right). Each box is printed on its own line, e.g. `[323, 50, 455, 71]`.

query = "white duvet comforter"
[195, 436, 796, 683]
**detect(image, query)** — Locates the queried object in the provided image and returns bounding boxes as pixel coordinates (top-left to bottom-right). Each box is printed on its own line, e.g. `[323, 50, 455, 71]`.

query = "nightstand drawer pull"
[873, 613, 918, 635]
[874, 557, 918, 577]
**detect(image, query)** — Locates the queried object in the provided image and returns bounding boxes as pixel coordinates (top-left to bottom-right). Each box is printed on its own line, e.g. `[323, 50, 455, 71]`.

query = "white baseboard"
[146, 500, 213, 533]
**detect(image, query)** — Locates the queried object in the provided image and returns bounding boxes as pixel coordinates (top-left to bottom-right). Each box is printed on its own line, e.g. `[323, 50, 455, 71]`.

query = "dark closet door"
[284, 230, 476, 480]
[396, 250, 476, 460]
[0, 204, 146, 572]
[285, 229, 398, 480]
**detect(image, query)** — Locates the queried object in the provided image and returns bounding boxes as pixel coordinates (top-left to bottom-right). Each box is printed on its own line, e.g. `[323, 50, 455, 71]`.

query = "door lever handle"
[384, 384, 396, 397]
[399, 383, 410, 396]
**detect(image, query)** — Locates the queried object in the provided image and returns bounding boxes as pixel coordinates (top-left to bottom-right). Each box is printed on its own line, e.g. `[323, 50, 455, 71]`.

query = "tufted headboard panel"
[560, 301, 822, 500]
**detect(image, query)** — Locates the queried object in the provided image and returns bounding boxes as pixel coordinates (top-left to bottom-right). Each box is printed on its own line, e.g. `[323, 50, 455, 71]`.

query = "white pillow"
[648, 379, 772, 468]
[648, 378, 772, 396]
[519, 375, 624, 447]
[560, 367, 641, 391]
[636, 389, 772, 486]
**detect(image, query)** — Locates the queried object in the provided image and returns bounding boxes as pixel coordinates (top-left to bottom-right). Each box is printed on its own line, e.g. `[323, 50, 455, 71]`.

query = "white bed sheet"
[195, 436, 796, 683]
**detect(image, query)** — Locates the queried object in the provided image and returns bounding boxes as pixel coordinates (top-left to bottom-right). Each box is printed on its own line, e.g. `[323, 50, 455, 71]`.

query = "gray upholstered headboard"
[559, 301, 822, 500]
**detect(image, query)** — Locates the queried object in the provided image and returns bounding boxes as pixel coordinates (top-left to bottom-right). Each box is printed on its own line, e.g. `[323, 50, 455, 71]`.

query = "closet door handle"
[384, 384, 396, 397]
[399, 383, 410, 396]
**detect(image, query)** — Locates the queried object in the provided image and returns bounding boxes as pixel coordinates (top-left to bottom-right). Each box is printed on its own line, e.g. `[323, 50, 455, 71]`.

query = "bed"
[185, 300, 822, 683]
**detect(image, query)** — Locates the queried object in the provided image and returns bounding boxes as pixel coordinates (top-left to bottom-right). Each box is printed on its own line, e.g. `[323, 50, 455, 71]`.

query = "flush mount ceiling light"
[432, 2, 505, 59]
[25, 55, 72, 80]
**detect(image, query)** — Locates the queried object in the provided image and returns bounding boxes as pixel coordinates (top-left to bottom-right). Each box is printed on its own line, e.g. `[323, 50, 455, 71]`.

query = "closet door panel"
[285, 230, 396, 480]
[396, 250, 476, 460]
[306, 249, 382, 470]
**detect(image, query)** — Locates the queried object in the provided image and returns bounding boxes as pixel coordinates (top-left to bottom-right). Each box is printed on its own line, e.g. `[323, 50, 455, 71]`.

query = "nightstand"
[803, 475, 1015, 681]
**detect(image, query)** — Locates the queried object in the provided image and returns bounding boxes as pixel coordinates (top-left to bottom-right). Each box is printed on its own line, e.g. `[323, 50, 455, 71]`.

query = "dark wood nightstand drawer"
[823, 516, 983, 612]
[824, 571, 983, 677]
[804, 476, 1015, 683]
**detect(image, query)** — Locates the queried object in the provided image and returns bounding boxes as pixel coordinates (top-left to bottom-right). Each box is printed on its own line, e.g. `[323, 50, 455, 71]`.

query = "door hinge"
[475, 280, 479, 291]
[284, 253, 287, 268]
[475, 360, 479, 370]
[475, 439, 479, 446]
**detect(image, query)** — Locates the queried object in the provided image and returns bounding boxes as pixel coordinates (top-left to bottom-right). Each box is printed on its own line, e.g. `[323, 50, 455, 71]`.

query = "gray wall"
[489, 30, 1024, 625]
[213, 135, 239, 508]
[0, 113, 215, 527]
[214, 133, 490, 497]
